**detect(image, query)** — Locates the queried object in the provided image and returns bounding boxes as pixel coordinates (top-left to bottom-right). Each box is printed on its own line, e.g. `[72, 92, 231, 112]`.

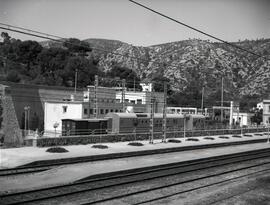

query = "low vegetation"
[219, 136, 230, 139]
[46, 147, 69, 153]
[185, 138, 199, 142]
[243, 134, 253, 137]
[91, 144, 108, 149]
[128, 142, 144, 146]
[167, 139, 181, 143]
[232, 135, 242, 138]
[254, 133, 263, 136]
[203, 137, 215, 140]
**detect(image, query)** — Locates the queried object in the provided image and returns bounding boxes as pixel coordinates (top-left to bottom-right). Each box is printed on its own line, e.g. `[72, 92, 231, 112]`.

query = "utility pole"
[162, 82, 167, 143]
[229, 101, 233, 129]
[122, 79, 126, 112]
[88, 86, 91, 118]
[149, 83, 154, 144]
[201, 85, 204, 111]
[221, 77, 224, 122]
[94, 75, 98, 118]
[74, 69, 78, 94]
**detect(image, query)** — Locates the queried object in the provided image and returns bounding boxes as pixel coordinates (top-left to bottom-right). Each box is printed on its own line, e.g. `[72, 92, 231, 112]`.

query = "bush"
[167, 139, 181, 143]
[232, 135, 242, 138]
[46, 147, 69, 153]
[92, 144, 108, 149]
[186, 138, 199, 142]
[243, 134, 253, 137]
[254, 133, 263, 136]
[219, 136, 230, 139]
[204, 137, 215, 140]
[128, 142, 144, 146]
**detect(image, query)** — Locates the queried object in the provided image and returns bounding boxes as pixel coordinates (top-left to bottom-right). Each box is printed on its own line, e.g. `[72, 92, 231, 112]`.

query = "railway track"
[1, 148, 270, 205]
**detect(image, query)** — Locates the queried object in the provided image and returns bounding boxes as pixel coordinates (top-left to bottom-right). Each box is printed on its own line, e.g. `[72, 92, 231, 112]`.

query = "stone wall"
[2, 93, 23, 147]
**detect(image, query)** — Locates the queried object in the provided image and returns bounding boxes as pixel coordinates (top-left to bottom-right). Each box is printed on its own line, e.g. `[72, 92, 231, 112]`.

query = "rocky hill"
[39, 37, 270, 103]
[94, 38, 270, 101]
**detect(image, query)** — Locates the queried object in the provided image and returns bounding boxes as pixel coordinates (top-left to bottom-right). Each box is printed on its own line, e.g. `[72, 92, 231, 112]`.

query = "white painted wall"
[116, 91, 147, 104]
[232, 112, 253, 127]
[44, 102, 83, 134]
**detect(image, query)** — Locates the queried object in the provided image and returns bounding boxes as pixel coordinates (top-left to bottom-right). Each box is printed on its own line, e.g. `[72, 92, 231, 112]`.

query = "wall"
[0, 85, 23, 147]
[44, 101, 83, 133]
[263, 100, 270, 125]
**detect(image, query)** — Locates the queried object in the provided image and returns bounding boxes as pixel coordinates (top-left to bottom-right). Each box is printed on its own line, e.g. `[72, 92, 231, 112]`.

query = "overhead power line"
[129, 0, 267, 60]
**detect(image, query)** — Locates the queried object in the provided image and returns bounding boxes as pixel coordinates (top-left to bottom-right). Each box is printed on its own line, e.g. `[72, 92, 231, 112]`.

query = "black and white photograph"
[0, 0, 270, 204]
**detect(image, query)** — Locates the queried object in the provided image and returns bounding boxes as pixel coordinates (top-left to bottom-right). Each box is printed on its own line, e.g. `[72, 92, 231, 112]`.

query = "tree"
[1, 32, 11, 43]
[63, 38, 92, 55]
[251, 108, 263, 126]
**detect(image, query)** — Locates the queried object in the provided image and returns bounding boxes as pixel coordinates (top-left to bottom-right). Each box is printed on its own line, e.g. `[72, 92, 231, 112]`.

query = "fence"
[23, 127, 269, 147]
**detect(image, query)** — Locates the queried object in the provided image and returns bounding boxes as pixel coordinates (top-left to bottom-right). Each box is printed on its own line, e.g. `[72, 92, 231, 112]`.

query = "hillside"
[96, 38, 270, 101]
[37, 37, 270, 106]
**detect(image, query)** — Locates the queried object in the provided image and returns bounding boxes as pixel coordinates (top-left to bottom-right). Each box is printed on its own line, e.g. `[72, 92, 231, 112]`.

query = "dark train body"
[61, 113, 205, 136]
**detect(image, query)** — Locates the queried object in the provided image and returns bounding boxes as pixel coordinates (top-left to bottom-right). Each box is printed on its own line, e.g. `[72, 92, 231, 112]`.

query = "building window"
[105, 109, 109, 114]
[137, 99, 142, 104]
[90, 109, 93, 114]
[62, 106, 67, 113]
[84, 108, 88, 115]
[100, 109, 104, 114]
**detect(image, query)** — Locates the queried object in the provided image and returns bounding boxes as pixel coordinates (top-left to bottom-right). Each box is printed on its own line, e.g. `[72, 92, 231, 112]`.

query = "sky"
[0, 0, 269, 46]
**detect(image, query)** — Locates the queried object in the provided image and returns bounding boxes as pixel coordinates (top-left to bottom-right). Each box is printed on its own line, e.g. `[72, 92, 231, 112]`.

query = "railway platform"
[0, 133, 270, 193]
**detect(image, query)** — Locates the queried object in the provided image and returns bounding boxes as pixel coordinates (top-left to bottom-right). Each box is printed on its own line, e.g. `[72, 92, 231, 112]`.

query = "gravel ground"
[150, 169, 270, 205]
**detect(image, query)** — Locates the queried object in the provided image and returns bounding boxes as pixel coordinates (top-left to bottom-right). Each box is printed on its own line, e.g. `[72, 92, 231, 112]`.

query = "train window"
[137, 99, 142, 104]
[116, 99, 120, 103]
[115, 109, 118, 112]
[130, 100, 135, 104]
[110, 109, 114, 112]
[84, 108, 88, 115]
[105, 109, 109, 114]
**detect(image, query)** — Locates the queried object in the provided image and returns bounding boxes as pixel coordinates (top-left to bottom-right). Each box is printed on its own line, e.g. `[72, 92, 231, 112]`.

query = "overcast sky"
[0, 0, 269, 46]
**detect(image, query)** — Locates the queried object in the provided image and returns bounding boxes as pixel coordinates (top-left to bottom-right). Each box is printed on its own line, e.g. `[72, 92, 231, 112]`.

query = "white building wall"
[116, 91, 147, 104]
[232, 112, 253, 127]
[44, 102, 83, 133]
[263, 100, 270, 125]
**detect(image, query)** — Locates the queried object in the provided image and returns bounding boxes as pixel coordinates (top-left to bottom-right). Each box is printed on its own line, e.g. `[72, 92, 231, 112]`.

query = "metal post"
[24, 106, 27, 136]
[74, 69, 78, 94]
[183, 114, 186, 140]
[94, 75, 98, 118]
[229, 101, 233, 129]
[149, 85, 154, 144]
[122, 79, 126, 112]
[267, 123, 269, 143]
[221, 77, 224, 122]
[201, 86, 204, 110]
[27, 106, 30, 135]
[162, 82, 167, 143]
[88, 87, 91, 118]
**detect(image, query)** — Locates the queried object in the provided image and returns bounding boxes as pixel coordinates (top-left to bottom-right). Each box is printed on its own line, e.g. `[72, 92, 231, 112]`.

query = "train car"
[62, 118, 108, 136]
[106, 113, 191, 134]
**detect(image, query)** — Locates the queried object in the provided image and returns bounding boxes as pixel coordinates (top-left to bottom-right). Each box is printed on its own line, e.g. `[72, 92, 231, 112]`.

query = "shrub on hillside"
[167, 139, 181, 143]
[46, 147, 69, 153]
[128, 142, 144, 146]
[92, 144, 108, 149]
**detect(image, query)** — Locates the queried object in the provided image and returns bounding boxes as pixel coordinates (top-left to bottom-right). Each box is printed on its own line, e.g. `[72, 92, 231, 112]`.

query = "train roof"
[62, 118, 108, 122]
